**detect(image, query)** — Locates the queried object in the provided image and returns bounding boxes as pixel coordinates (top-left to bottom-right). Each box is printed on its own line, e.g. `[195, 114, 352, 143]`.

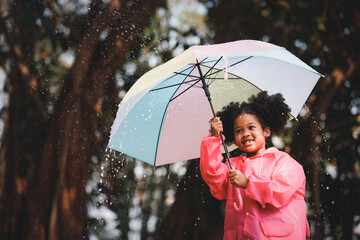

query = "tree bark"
[0, 0, 165, 239]
[156, 160, 224, 240]
[291, 58, 358, 239]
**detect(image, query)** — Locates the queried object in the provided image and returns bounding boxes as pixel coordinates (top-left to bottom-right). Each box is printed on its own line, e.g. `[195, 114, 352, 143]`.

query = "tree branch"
[85, 0, 166, 109]
[67, 0, 123, 97]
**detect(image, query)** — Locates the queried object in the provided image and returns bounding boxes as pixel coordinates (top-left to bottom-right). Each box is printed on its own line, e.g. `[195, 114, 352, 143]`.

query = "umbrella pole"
[196, 62, 234, 170]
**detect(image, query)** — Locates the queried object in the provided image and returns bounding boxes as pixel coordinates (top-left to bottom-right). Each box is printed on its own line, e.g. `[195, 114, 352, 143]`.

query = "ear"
[264, 127, 271, 138]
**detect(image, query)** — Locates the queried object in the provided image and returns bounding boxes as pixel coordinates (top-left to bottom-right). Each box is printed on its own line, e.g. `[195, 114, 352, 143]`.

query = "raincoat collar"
[240, 147, 279, 161]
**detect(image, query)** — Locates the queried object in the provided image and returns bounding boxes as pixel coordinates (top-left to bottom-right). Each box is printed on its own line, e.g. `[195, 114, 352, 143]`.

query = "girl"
[200, 92, 310, 240]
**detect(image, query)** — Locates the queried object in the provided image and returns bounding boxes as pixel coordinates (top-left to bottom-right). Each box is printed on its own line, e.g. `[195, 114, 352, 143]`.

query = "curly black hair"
[217, 91, 291, 144]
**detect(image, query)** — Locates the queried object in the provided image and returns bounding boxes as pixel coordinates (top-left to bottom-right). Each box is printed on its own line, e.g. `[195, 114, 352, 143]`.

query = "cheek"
[234, 135, 242, 145]
[256, 135, 267, 144]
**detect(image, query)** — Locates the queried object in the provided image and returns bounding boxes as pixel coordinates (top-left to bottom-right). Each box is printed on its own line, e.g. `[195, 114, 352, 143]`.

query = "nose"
[242, 130, 250, 137]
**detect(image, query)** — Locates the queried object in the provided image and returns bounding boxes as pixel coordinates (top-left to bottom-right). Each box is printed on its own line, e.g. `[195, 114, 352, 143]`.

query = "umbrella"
[108, 39, 322, 168]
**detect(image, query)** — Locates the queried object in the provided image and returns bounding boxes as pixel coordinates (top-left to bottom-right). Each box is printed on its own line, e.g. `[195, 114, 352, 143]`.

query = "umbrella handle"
[233, 186, 243, 212]
[197, 60, 234, 169]
[219, 133, 233, 169]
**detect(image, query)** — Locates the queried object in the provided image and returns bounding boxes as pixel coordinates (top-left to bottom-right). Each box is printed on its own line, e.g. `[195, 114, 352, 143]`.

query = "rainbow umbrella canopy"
[108, 40, 322, 167]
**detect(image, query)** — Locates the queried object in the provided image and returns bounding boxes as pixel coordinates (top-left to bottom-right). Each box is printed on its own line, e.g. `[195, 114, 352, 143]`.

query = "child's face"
[233, 113, 270, 157]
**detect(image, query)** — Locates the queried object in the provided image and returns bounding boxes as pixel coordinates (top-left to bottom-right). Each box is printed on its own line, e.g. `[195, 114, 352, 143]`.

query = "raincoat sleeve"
[244, 152, 306, 208]
[200, 134, 229, 200]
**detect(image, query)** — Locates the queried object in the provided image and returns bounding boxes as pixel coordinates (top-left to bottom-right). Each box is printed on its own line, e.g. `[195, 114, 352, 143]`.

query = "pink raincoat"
[200, 134, 310, 240]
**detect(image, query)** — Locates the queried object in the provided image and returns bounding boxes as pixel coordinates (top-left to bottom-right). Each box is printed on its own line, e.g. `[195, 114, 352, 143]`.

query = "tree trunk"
[0, 0, 166, 239]
[157, 160, 224, 240]
[291, 59, 357, 239]
[23, 93, 94, 239]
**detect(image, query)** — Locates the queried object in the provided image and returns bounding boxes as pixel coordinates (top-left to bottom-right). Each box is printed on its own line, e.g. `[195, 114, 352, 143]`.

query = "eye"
[249, 125, 255, 130]
[235, 129, 242, 134]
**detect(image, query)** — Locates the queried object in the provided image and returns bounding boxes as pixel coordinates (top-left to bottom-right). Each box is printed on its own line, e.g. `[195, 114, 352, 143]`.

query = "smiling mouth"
[243, 140, 254, 145]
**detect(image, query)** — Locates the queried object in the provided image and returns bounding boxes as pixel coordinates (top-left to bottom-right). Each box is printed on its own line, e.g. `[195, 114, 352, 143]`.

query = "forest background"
[0, 0, 359, 239]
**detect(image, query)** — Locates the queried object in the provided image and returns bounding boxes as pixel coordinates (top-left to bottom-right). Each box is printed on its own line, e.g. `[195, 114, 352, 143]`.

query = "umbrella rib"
[230, 56, 253, 67]
[204, 56, 253, 78]
[193, 56, 223, 87]
[173, 57, 209, 78]
[207, 70, 220, 86]
[172, 63, 200, 78]
[150, 78, 200, 92]
[169, 79, 202, 102]
[206, 77, 242, 80]
[173, 72, 201, 79]
[203, 56, 223, 77]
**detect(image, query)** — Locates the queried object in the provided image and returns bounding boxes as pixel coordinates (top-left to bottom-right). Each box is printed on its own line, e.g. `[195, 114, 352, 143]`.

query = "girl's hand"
[229, 169, 248, 188]
[210, 117, 223, 137]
